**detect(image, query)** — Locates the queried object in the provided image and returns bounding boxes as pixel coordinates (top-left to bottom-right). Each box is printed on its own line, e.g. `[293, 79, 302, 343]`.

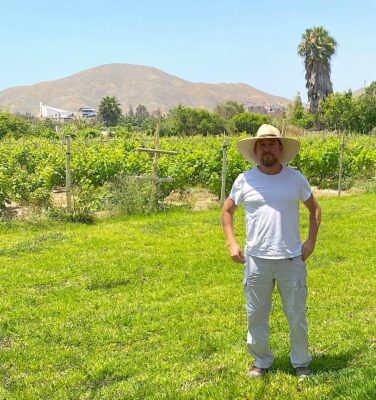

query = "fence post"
[151, 122, 160, 210]
[220, 139, 228, 207]
[338, 129, 346, 196]
[65, 135, 73, 211]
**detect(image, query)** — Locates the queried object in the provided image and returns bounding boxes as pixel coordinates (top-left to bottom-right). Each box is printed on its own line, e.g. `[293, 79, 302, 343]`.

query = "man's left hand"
[301, 239, 316, 261]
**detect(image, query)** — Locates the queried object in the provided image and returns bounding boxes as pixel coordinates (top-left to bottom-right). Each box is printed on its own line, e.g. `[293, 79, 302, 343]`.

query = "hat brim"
[237, 137, 300, 165]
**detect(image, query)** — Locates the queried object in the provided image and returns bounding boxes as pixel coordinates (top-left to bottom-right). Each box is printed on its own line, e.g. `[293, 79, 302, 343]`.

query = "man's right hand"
[228, 243, 245, 263]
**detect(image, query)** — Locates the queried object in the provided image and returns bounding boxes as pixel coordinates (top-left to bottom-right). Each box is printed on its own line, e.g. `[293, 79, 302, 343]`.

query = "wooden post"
[338, 129, 346, 196]
[61, 131, 65, 150]
[220, 140, 228, 207]
[151, 122, 160, 210]
[134, 123, 176, 212]
[281, 118, 286, 137]
[65, 135, 73, 210]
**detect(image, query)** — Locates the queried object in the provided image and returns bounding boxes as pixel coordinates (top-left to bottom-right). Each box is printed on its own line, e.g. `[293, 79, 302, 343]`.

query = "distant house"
[244, 102, 286, 116]
[77, 107, 97, 118]
[39, 102, 75, 122]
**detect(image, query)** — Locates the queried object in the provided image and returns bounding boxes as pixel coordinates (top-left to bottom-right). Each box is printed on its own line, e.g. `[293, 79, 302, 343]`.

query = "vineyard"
[1, 134, 376, 214]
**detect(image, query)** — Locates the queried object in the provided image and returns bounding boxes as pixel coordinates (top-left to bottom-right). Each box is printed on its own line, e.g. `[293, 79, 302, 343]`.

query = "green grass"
[0, 194, 375, 399]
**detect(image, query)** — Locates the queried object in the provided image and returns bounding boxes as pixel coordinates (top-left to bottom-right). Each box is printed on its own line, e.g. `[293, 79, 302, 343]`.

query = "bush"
[106, 174, 156, 215]
[0, 112, 32, 139]
[230, 112, 271, 134]
[161, 105, 227, 136]
[48, 207, 96, 224]
[354, 176, 376, 193]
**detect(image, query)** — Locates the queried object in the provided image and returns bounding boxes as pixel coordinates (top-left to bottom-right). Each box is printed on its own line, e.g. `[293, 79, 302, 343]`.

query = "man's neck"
[257, 163, 283, 175]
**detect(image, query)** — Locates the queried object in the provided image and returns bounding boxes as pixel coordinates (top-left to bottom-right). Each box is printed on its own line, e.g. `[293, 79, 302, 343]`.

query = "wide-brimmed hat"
[237, 124, 300, 165]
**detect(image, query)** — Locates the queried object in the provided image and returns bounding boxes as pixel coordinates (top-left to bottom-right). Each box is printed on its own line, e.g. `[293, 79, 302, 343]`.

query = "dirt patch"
[3, 188, 67, 220]
[311, 186, 364, 197]
[3, 186, 364, 220]
[163, 189, 219, 211]
[52, 186, 67, 207]
[3, 203, 30, 219]
[51, 187, 67, 207]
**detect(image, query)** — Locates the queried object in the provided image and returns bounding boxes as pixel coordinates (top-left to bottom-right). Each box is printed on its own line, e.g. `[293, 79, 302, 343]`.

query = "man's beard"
[261, 153, 279, 167]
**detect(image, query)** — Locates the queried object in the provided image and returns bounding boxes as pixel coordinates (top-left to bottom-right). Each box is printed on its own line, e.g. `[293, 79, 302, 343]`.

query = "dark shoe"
[296, 367, 311, 381]
[246, 366, 269, 378]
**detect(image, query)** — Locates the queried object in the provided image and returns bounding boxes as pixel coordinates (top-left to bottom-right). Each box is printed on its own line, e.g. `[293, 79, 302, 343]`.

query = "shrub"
[106, 174, 156, 215]
[230, 112, 271, 134]
[0, 112, 32, 139]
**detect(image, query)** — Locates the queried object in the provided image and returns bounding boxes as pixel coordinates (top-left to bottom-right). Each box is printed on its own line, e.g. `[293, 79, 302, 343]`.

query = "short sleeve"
[299, 173, 312, 201]
[229, 174, 245, 206]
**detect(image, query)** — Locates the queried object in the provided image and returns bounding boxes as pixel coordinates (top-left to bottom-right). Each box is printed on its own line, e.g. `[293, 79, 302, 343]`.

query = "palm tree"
[298, 26, 337, 114]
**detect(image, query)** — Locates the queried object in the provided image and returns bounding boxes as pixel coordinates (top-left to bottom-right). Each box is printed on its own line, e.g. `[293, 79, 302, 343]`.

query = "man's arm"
[221, 197, 245, 263]
[302, 193, 321, 261]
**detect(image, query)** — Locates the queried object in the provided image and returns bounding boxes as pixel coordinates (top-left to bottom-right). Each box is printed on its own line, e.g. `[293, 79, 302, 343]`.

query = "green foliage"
[32, 118, 60, 139]
[357, 81, 376, 133]
[298, 26, 337, 113]
[318, 82, 376, 133]
[98, 96, 122, 127]
[48, 207, 96, 224]
[135, 104, 149, 119]
[0, 141, 63, 211]
[106, 174, 155, 215]
[291, 135, 376, 189]
[354, 176, 376, 193]
[1, 135, 376, 216]
[119, 105, 158, 135]
[99, 102, 270, 137]
[288, 93, 315, 129]
[214, 100, 245, 119]
[161, 105, 227, 136]
[318, 90, 360, 131]
[230, 112, 271, 134]
[0, 112, 32, 139]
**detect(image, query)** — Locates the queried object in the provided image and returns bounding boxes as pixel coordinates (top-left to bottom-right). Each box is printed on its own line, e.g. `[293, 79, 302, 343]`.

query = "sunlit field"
[0, 194, 375, 399]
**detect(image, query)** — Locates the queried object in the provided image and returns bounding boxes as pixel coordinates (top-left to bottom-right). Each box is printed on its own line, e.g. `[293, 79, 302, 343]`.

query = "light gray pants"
[243, 254, 312, 369]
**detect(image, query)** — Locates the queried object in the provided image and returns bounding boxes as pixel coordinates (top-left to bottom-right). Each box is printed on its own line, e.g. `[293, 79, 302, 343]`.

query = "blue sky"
[1, 0, 375, 101]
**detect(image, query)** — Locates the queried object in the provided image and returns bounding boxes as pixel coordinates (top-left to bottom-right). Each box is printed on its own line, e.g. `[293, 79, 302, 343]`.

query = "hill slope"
[0, 63, 290, 115]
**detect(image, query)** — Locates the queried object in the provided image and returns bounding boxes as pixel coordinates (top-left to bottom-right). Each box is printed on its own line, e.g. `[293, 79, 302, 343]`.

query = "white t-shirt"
[229, 166, 312, 259]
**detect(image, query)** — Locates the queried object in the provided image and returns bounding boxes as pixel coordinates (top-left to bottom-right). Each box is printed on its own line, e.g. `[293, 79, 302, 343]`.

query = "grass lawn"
[0, 194, 375, 399]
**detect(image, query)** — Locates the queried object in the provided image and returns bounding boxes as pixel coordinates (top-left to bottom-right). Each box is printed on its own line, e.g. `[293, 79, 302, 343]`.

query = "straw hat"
[237, 124, 300, 165]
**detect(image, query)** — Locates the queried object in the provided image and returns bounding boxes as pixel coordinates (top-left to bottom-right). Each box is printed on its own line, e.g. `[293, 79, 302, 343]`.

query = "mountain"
[353, 87, 365, 96]
[0, 63, 291, 115]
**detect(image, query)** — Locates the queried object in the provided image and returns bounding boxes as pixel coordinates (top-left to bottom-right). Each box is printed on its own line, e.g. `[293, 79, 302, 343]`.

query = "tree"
[135, 104, 149, 119]
[298, 26, 337, 114]
[214, 100, 245, 119]
[162, 105, 227, 136]
[318, 91, 359, 132]
[230, 112, 271, 134]
[358, 81, 376, 133]
[288, 93, 314, 129]
[98, 96, 122, 126]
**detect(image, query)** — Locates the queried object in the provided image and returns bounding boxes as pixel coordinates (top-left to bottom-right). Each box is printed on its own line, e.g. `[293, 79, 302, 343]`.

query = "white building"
[39, 102, 75, 120]
[77, 107, 97, 118]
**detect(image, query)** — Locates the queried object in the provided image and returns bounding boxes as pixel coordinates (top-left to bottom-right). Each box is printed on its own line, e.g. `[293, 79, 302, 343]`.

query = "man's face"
[254, 138, 283, 167]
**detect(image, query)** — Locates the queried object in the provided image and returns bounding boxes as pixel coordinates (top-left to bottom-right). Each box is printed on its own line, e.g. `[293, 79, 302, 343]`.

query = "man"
[221, 124, 321, 380]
